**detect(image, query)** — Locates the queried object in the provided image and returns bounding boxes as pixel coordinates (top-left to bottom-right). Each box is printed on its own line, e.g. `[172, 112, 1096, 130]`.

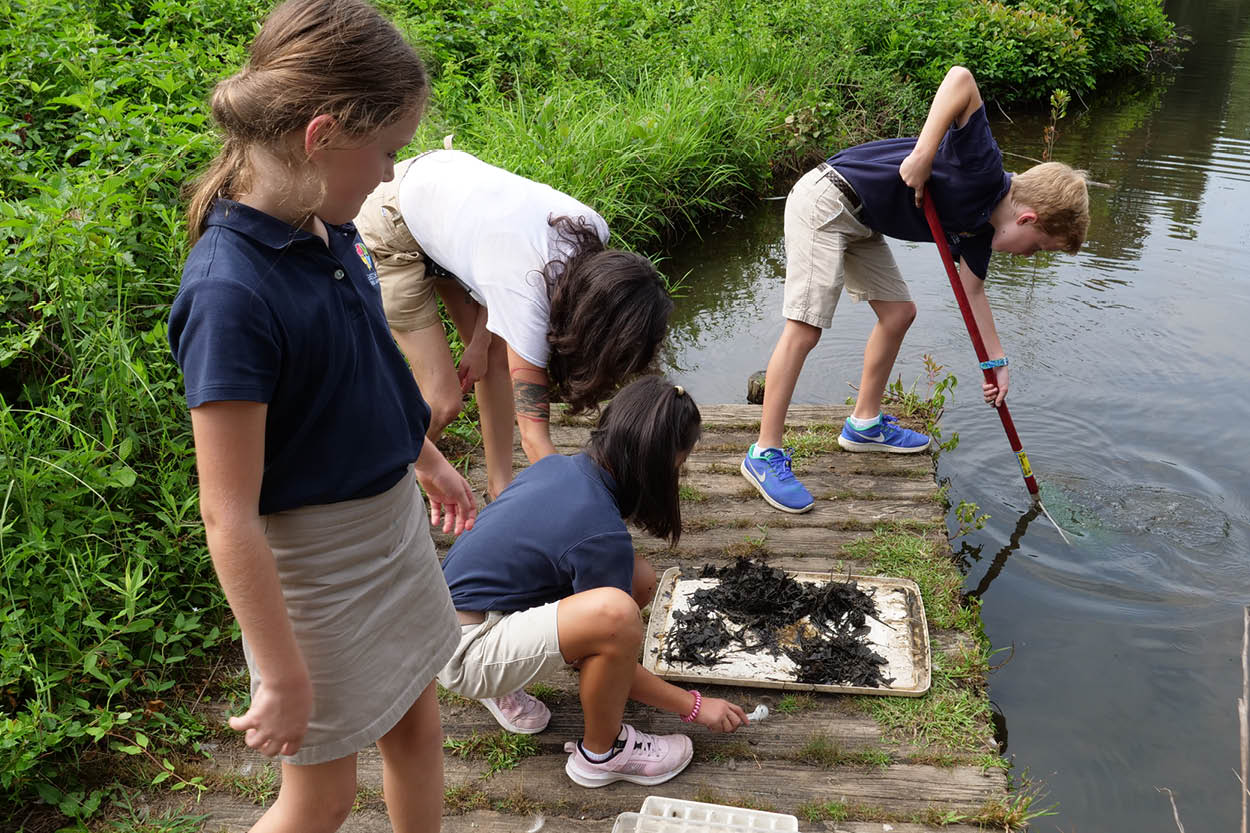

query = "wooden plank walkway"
[187, 404, 1011, 832]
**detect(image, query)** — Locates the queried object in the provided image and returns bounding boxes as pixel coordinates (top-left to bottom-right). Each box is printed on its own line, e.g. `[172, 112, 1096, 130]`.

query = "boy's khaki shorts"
[354, 156, 441, 332]
[437, 601, 567, 700]
[782, 166, 911, 329]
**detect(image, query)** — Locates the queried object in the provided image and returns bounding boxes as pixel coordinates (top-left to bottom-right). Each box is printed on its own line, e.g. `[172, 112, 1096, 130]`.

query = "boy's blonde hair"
[186, 0, 428, 243]
[1010, 161, 1090, 254]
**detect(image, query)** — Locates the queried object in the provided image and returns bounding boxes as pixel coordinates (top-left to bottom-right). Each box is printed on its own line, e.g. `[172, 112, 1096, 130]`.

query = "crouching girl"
[437, 376, 747, 787]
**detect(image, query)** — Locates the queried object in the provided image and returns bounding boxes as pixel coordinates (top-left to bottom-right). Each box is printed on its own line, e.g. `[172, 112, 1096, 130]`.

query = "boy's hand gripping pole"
[921, 191, 1071, 545]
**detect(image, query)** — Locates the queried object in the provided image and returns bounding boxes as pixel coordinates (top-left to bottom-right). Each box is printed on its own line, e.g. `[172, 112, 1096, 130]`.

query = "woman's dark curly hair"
[542, 215, 673, 413]
[586, 375, 701, 545]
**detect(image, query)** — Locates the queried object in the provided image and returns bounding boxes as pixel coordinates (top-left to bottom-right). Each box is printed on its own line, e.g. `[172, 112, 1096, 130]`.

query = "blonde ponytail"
[184, 0, 428, 242]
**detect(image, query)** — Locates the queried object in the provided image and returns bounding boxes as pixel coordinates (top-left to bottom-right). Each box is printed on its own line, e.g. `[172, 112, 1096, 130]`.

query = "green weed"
[444, 730, 540, 775]
[868, 647, 996, 752]
[774, 693, 816, 714]
[222, 765, 279, 806]
[953, 499, 990, 538]
[443, 784, 489, 814]
[678, 484, 708, 503]
[842, 527, 965, 630]
[524, 681, 560, 703]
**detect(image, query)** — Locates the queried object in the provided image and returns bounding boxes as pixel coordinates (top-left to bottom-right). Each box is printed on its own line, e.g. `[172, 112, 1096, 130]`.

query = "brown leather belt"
[817, 162, 862, 213]
[456, 610, 486, 625]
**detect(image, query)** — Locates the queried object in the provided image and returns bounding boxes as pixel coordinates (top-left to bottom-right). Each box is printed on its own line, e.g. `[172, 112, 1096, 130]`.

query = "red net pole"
[921, 190, 1039, 496]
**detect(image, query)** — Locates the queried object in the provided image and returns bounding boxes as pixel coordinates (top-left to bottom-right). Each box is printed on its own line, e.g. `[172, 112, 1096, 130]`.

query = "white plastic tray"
[611, 795, 800, 832]
[643, 566, 930, 697]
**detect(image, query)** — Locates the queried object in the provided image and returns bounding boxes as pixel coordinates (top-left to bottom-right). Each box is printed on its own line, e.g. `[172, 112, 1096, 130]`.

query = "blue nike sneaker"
[740, 445, 814, 513]
[837, 414, 931, 453]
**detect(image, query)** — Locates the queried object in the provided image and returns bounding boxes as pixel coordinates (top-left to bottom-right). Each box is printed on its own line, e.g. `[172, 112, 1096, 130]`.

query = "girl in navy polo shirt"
[168, 1, 474, 830]
[438, 376, 749, 788]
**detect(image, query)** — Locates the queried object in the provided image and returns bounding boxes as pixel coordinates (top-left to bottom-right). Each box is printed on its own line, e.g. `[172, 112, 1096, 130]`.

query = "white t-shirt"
[396, 150, 610, 368]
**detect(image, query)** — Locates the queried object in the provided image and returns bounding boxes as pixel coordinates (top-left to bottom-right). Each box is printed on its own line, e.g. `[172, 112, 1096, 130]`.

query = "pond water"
[660, 1, 1250, 829]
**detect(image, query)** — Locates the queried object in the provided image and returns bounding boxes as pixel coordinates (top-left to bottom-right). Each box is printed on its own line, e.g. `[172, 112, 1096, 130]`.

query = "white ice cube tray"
[611, 796, 800, 832]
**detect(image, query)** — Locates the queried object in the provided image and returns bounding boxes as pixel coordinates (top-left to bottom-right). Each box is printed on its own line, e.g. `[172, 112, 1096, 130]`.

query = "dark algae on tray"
[661, 559, 893, 688]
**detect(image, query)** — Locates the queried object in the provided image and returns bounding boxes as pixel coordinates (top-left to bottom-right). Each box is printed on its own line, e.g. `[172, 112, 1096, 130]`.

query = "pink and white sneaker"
[480, 689, 551, 734]
[563, 724, 693, 787]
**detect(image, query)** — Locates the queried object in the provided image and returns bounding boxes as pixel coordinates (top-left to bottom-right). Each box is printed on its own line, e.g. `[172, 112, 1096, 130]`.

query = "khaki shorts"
[354, 156, 441, 332]
[782, 166, 911, 329]
[437, 601, 566, 700]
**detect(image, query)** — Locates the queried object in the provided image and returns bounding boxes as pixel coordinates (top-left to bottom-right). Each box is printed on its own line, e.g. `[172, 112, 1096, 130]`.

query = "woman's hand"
[228, 671, 313, 757]
[982, 364, 1009, 407]
[695, 696, 748, 733]
[457, 333, 490, 394]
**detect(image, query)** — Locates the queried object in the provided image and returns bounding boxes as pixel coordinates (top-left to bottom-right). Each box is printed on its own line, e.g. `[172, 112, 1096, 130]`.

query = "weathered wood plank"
[690, 450, 935, 478]
[554, 403, 855, 429]
[678, 499, 944, 528]
[451, 756, 1006, 817]
[630, 528, 946, 560]
[182, 791, 989, 833]
[680, 470, 938, 501]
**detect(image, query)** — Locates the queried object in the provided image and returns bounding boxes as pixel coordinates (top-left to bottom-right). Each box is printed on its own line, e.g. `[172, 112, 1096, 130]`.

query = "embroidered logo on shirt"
[355, 242, 379, 287]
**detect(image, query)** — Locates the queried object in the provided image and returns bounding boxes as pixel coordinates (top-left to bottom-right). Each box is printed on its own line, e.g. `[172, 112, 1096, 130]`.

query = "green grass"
[443, 730, 540, 775]
[842, 526, 967, 631]
[781, 425, 842, 463]
[678, 484, 708, 503]
[774, 693, 816, 714]
[443, 785, 490, 815]
[220, 766, 279, 806]
[524, 681, 561, 703]
[437, 684, 473, 707]
[795, 735, 892, 769]
[867, 646, 995, 752]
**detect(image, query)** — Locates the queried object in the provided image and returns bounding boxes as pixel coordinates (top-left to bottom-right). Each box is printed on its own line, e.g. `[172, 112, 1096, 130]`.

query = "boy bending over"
[743, 66, 1089, 514]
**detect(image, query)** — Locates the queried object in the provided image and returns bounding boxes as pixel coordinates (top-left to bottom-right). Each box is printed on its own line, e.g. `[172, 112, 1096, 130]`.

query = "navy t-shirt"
[829, 104, 1011, 279]
[168, 200, 430, 515]
[441, 453, 634, 612]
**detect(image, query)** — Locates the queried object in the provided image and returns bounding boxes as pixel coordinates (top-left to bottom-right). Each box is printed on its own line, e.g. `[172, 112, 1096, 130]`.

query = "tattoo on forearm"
[512, 379, 550, 422]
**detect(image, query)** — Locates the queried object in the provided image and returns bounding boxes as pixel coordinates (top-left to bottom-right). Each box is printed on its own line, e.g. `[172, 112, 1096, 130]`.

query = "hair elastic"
[979, 357, 1008, 370]
[681, 689, 702, 723]
[674, 385, 685, 396]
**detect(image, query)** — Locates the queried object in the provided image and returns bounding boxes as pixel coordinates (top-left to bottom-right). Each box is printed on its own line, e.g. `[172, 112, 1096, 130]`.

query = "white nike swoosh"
[853, 432, 888, 442]
[750, 463, 768, 483]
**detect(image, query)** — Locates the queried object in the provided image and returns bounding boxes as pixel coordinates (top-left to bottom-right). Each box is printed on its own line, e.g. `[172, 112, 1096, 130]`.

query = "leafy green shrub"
[839, 0, 1173, 101]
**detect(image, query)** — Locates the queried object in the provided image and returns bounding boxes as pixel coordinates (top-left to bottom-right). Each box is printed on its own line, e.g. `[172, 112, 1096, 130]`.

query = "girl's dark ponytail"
[587, 376, 701, 545]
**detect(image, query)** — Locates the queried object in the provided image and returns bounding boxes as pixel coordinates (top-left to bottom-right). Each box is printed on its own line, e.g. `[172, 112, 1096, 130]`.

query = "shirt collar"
[205, 199, 359, 250]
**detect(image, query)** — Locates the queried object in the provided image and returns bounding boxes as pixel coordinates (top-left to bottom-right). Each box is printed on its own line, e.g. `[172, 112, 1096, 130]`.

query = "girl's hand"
[457, 334, 490, 394]
[228, 673, 313, 758]
[695, 697, 748, 733]
[415, 450, 477, 535]
[982, 365, 1009, 407]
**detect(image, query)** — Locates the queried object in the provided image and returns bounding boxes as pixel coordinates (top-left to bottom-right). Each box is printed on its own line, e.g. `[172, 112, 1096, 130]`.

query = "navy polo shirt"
[441, 453, 635, 612]
[168, 200, 430, 515]
[829, 104, 1012, 279]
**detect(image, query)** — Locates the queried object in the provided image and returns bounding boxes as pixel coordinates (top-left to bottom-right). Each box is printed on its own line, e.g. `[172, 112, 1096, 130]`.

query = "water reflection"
[660, 0, 1250, 828]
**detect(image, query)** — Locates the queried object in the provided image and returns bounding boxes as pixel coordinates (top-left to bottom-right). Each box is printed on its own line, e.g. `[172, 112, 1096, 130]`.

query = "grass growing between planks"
[443, 730, 540, 776]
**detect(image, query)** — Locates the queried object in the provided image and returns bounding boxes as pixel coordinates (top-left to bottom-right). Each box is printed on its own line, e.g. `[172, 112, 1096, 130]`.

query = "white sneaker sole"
[564, 752, 692, 788]
[739, 459, 814, 514]
[480, 697, 549, 735]
[837, 434, 931, 454]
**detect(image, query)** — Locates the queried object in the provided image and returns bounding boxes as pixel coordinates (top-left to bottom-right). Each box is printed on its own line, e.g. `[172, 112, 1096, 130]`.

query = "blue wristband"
[979, 357, 1008, 370]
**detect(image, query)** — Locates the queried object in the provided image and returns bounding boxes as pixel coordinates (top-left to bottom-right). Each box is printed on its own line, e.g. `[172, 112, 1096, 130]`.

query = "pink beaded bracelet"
[681, 689, 702, 723]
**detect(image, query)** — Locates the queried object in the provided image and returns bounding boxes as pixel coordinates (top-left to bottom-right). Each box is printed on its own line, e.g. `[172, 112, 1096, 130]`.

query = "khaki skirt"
[247, 468, 458, 765]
